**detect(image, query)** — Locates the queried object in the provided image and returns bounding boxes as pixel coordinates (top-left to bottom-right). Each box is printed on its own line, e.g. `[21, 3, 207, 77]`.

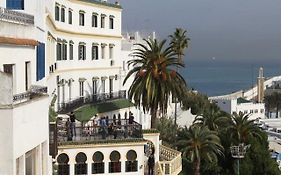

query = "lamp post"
[230, 143, 250, 175]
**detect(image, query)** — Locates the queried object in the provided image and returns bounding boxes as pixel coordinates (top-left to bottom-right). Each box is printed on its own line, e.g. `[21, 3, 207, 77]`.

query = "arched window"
[57, 153, 69, 175]
[109, 151, 121, 173]
[75, 152, 87, 175]
[92, 151, 104, 174]
[126, 150, 138, 172]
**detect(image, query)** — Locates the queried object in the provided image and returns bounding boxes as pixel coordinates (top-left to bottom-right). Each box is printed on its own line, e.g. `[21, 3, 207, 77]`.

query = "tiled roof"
[0, 36, 38, 46]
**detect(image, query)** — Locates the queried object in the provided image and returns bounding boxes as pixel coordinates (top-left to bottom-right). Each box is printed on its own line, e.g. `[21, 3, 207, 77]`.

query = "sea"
[181, 59, 281, 97]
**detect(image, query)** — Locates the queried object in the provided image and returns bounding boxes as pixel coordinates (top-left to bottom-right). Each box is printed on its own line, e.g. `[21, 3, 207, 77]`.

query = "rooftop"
[78, 0, 122, 9]
[237, 97, 251, 104]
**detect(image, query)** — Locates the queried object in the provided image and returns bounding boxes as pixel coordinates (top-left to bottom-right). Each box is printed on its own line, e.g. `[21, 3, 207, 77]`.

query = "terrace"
[49, 118, 142, 157]
[13, 85, 48, 104]
[0, 6, 34, 25]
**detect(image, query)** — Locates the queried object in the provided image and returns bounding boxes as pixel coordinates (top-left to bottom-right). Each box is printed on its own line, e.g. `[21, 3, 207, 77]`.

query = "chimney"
[257, 67, 265, 103]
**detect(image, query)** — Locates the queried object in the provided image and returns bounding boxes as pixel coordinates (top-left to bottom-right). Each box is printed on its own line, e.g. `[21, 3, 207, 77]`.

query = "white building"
[0, 0, 50, 174]
[210, 96, 265, 120]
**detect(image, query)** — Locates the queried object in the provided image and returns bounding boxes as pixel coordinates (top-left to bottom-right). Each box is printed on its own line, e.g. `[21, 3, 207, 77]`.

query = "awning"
[92, 12, 99, 15]
[101, 14, 107, 17]
[101, 76, 107, 80]
[79, 78, 87, 82]
[109, 75, 115, 79]
[109, 15, 115, 18]
[92, 42, 99, 46]
[79, 42, 86, 45]
[109, 43, 115, 47]
[69, 40, 74, 44]
[79, 10, 86, 14]
[92, 76, 99, 80]
[0, 36, 38, 46]
[101, 43, 107, 47]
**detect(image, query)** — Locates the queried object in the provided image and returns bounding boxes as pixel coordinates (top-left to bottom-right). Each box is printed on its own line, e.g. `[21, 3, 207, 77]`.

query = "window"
[37, 42, 45, 81]
[55, 5, 60, 21]
[260, 109, 264, 113]
[79, 11, 85, 26]
[79, 81, 84, 97]
[109, 151, 121, 173]
[57, 153, 70, 175]
[78, 43, 86, 60]
[62, 43, 67, 60]
[61, 7, 65, 22]
[109, 78, 113, 94]
[101, 44, 106, 59]
[92, 14, 98, 27]
[25, 62, 30, 91]
[250, 110, 253, 113]
[109, 17, 114, 29]
[244, 110, 248, 114]
[93, 79, 98, 94]
[68, 9, 72, 24]
[101, 79, 105, 93]
[6, 0, 24, 10]
[92, 45, 98, 60]
[69, 42, 73, 60]
[126, 150, 138, 172]
[3, 64, 13, 74]
[101, 14, 106, 28]
[75, 153, 87, 175]
[92, 152, 104, 174]
[254, 109, 259, 113]
[57, 43, 62, 60]
[109, 44, 114, 59]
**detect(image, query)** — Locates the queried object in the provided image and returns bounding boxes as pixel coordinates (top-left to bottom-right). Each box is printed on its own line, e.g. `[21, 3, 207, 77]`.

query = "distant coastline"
[182, 59, 281, 96]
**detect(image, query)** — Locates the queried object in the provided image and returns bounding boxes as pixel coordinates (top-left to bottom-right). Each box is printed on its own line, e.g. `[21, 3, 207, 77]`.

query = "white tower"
[257, 67, 265, 103]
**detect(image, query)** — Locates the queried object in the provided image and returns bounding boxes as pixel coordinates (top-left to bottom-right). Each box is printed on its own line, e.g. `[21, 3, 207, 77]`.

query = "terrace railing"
[57, 90, 126, 114]
[159, 145, 182, 175]
[13, 85, 47, 104]
[0, 7, 34, 25]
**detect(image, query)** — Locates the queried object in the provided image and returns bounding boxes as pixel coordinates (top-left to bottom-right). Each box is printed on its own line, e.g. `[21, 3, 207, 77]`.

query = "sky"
[113, 0, 281, 63]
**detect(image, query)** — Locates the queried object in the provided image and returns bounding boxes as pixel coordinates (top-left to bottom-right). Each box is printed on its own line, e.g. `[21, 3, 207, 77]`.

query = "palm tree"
[194, 105, 229, 132]
[169, 28, 190, 124]
[227, 113, 262, 144]
[264, 92, 281, 118]
[123, 38, 187, 128]
[177, 125, 224, 175]
[169, 28, 190, 65]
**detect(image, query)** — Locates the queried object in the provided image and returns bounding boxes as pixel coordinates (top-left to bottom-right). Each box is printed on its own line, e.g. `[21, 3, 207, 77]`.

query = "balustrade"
[0, 7, 34, 25]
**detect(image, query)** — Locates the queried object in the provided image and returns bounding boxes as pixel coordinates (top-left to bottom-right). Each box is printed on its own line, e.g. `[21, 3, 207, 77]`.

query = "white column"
[37, 145, 43, 175]
[69, 161, 75, 175]
[22, 154, 26, 175]
[87, 161, 91, 175]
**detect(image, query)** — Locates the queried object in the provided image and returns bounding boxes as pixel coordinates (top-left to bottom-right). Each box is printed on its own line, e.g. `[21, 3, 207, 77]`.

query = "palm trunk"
[194, 159, 200, 175]
[174, 53, 182, 125]
[277, 104, 279, 118]
[151, 107, 157, 128]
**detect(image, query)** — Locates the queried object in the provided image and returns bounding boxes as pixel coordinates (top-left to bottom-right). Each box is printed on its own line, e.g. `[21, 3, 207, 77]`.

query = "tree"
[156, 117, 178, 148]
[265, 92, 281, 118]
[194, 105, 229, 132]
[169, 28, 190, 65]
[123, 38, 187, 128]
[227, 113, 262, 145]
[177, 125, 224, 175]
[169, 28, 190, 124]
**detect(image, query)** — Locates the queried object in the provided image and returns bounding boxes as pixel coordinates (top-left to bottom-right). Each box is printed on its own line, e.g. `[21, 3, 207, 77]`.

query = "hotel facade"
[0, 0, 182, 175]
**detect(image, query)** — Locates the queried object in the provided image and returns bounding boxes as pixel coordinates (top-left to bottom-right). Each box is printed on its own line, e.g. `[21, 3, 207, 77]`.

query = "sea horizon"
[182, 59, 281, 97]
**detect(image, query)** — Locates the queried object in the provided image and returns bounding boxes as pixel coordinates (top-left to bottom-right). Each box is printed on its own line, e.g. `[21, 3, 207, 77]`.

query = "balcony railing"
[13, 85, 47, 103]
[0, 7, 34, 25]
[57, 90, 126, 113]
[159, 145, 182, 175]
[49, 119, 142, 157]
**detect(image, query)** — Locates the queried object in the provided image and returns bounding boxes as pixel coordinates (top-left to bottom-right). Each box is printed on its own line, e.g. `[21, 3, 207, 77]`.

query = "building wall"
[236, 102, 265, 120]
[57, 143, 145, 175]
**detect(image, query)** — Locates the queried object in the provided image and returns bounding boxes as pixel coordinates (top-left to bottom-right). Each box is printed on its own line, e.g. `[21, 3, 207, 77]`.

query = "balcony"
[158, 145, 182, 175]
[49, 119, 143, 158]
[57, 90, 127, 114]
[0, 7, 34, 25]
[13, 85, 48, 104]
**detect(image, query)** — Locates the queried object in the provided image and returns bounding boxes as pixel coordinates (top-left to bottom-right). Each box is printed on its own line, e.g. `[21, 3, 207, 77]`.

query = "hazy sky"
[115, 0, 281, 63]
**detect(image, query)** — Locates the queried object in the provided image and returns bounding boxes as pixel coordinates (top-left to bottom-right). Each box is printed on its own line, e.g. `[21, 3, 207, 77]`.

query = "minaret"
[257, 67, 265, 103]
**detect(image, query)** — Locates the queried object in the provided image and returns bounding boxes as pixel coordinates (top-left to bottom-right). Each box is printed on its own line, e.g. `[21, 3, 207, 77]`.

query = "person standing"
[148, 153, 155, 175]
[69, 111, 76, 137]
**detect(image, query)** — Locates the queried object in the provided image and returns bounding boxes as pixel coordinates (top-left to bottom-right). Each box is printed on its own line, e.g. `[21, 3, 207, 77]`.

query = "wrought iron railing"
[159, 145, 182, 175]
[13, 85, 48, 103]
[0, 7, 34, 25]
[56, 119, 142, 144]
[57, 90, 126, 113]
